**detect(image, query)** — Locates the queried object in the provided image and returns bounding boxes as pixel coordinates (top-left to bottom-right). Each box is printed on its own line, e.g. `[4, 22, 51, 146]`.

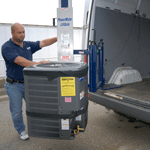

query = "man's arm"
[14, 56, 50, 67]
[14, 37, 57, 67]
[40, 37, 57, 48]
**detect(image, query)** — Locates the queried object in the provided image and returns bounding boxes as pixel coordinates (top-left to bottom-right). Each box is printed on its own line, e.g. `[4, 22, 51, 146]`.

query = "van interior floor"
[103, 78, 150, 102]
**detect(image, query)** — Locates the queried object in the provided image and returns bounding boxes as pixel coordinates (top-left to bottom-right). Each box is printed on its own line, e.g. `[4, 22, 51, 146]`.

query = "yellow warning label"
[60, 77, 76, 96]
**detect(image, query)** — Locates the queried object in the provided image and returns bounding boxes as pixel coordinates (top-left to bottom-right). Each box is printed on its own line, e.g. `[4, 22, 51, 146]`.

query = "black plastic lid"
[23, 62, 88, 77]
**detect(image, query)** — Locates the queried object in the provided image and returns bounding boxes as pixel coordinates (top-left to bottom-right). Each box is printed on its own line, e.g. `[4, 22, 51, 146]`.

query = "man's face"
[12, 25, 25, 43]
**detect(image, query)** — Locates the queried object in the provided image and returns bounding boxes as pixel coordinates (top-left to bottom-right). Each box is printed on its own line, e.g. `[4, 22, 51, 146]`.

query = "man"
[1, 23, 57, 140]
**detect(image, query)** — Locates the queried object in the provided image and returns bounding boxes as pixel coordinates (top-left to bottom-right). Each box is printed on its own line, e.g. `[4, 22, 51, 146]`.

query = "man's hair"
[11, 23, 23, 33]
[11, 23, 16, 33]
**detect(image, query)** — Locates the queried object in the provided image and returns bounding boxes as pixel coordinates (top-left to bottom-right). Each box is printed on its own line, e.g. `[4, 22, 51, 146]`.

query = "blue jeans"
[5, 82, 25, 133]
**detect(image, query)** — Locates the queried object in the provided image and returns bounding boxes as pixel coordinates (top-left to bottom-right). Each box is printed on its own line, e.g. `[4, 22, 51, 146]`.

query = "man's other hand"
[37, 60, 50, 64]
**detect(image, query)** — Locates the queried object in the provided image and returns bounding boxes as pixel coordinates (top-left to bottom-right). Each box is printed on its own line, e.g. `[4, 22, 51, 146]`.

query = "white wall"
[0, 23, 82, 77]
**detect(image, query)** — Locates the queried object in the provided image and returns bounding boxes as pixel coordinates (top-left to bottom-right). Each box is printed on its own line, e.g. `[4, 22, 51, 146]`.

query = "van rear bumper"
[88, 90, 150, 123]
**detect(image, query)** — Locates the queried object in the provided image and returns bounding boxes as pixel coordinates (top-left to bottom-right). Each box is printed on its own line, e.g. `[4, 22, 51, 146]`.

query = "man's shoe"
[18, 131, 29, 140]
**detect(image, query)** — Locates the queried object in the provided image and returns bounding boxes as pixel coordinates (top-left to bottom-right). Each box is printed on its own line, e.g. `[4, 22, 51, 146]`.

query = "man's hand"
[14, 56, 37, 67]
[37, 60, 50, 65]
[14, 56, 50, 67]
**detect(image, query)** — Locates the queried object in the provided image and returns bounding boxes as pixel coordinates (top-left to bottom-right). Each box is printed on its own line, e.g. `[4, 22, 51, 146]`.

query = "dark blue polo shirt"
[1, 39, 41, 81]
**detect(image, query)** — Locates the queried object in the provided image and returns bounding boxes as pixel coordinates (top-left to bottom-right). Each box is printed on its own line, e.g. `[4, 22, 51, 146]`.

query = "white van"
[82, 0, 150, 123]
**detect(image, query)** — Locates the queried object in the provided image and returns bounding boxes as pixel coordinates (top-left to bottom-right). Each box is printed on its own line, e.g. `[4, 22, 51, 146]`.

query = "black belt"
[6, 77, 24, 84]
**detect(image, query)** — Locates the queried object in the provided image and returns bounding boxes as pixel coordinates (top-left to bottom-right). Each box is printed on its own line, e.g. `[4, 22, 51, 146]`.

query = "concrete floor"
[1, 100, 150, 150]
